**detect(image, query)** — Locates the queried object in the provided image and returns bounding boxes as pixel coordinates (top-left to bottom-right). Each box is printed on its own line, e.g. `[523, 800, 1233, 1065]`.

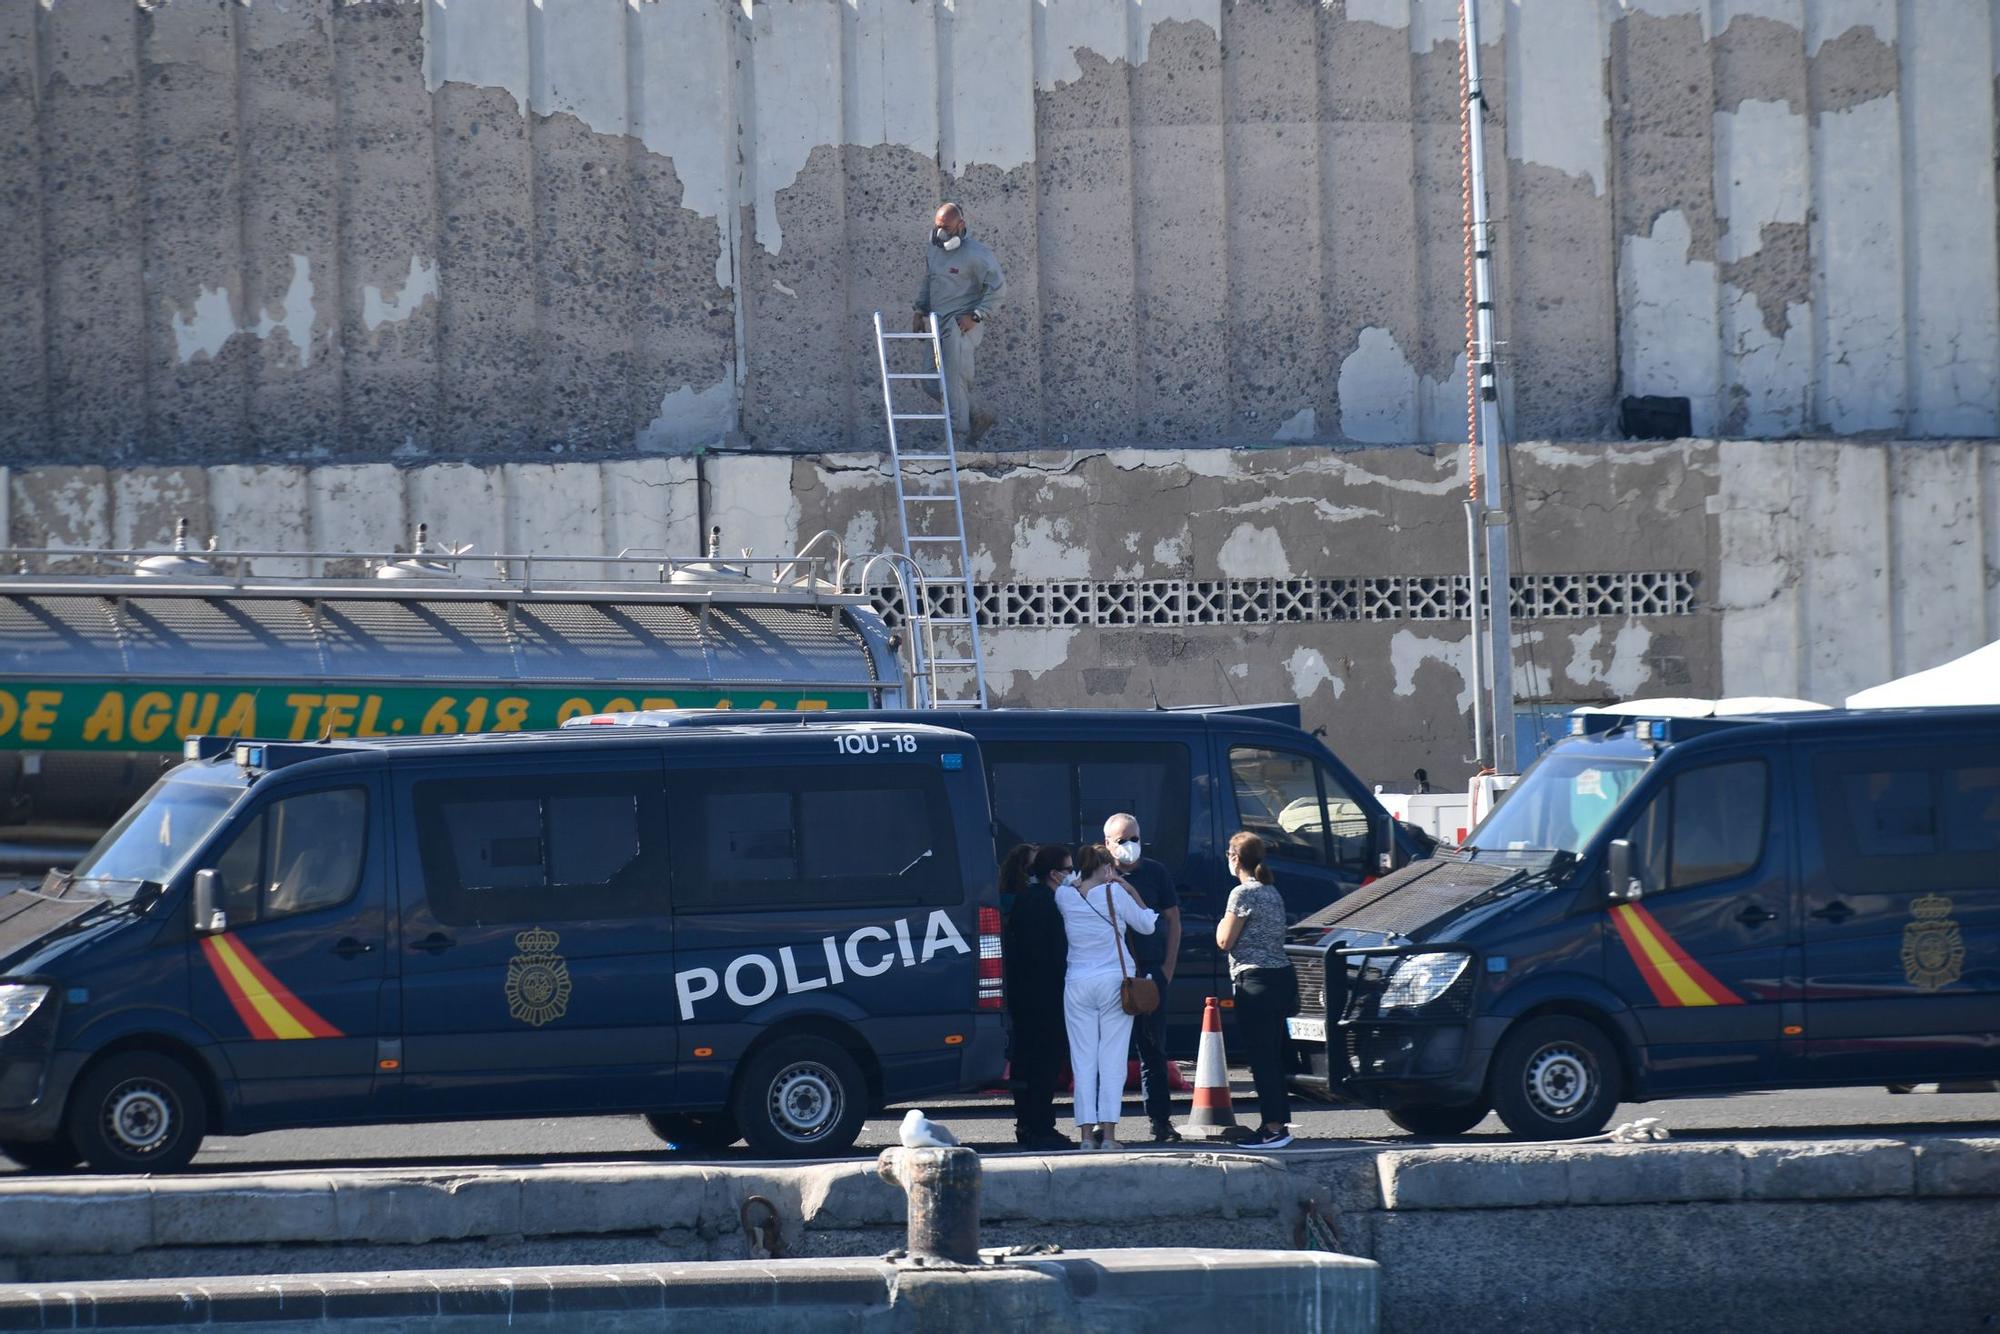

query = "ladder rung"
[881, 332, 937, 340]
[908, 535, 964, 544]
[919, 616, 975, 626]
[898, 453, 952, 462]
[892, 413, 949, 421]
[885, 372, 941, 380]
[917, 574, 972, 585]
[902, 494, 957, 502]
[928, 658, 982, 668]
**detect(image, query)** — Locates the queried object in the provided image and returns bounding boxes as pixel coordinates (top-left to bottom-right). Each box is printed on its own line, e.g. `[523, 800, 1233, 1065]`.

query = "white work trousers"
[1064, 972, 1133, 1126]
[921, 317, 981, 437]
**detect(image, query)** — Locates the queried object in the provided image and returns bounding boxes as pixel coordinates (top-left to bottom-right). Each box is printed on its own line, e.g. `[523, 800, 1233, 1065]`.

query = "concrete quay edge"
[1369, 1134, 2000, 1211]
[0, 1249, 1379, 1332]
[0, 1152, 1298, 1258]
[0, 1135, 1992, 1260]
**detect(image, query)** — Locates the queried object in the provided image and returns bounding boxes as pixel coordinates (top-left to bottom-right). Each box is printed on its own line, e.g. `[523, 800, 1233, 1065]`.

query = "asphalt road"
[10, 1077, 1993, 1175]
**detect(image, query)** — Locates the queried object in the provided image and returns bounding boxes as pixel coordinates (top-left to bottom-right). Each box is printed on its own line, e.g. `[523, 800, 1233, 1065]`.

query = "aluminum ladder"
[870, 310, 988, 709]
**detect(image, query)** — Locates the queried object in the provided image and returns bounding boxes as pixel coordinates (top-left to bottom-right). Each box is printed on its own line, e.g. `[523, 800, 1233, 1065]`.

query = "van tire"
[1488, 1016, 1619, 1140]
[66, 1052, 208, 1174]
[1385, 1101, 1489, 1138]
[643, 1112, 742, 1153]
[732, 1037, 868, 1159]
[0, 1134, 82, 1173]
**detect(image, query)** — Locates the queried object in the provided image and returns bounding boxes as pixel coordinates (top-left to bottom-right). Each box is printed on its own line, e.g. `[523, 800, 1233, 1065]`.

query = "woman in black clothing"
[1003, 845, 1075, 1150]
[1215, 831, 1299, 1149]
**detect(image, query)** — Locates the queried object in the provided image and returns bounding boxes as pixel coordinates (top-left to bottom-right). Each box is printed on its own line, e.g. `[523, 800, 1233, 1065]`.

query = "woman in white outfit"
[1056, 843, 1159, 1150]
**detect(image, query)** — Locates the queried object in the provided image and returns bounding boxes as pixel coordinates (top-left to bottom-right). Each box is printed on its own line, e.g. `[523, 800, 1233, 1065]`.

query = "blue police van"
[1286, 706, 2000, 1138]
[0, 721, 1005, 1172]
[566, 705, 1430, 1047]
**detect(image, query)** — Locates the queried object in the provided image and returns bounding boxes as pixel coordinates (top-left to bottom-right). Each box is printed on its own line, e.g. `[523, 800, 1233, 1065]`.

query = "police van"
[1286, 706, 2000, 1138]
[567, 705, 1430, 1046]
[0, 721, 1003, 1172]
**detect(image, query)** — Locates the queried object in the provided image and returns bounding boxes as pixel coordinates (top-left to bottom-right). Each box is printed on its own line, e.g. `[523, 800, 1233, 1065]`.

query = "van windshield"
[68, 770, 247, 898]
[1463, 752, 1650, 856]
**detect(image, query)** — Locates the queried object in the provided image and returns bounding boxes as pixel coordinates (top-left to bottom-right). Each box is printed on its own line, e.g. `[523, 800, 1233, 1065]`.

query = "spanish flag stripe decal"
[199, 937, 282, 1041]
[200, 936, 345, 1040]
[1610, 904, 1743, 1008]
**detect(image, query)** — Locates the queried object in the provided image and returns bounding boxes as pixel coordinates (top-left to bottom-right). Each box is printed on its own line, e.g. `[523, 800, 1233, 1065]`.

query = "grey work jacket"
[913, 235, 1006, 323]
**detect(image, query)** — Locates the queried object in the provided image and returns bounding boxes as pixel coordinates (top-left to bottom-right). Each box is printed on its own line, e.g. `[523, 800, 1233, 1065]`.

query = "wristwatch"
[971, 310, 985, 323]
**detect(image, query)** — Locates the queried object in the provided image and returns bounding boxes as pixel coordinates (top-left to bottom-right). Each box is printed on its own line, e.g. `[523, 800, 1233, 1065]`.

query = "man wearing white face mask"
[1104, 812, 1182, 1142]
[911, 201, 1004, 445]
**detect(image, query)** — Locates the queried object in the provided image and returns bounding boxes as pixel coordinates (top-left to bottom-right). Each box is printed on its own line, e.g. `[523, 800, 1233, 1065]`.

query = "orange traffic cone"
[1179, 996, 1248, 1142]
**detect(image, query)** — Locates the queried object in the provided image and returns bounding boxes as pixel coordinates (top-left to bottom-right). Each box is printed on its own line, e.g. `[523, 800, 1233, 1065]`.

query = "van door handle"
[1734, 905, 1778, 927]
[412, 932, 457, 954]
[1810, 901, 1855, 924]
[331, 937, 376, 958]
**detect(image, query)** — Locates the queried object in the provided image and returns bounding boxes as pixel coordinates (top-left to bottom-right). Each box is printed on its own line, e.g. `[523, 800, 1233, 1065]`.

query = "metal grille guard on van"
[1291, 939, 1485, 1088]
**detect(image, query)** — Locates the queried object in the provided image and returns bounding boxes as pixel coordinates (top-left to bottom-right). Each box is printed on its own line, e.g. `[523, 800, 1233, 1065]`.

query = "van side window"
[412, 773, 662, 925]
[675, 766, 959, 912]
[986, 744, 1191, 863]
[1942, 766, 2000, 853]
[1669, 762, 1766, 887]
[208, 789, 367, 925]
[1817, 751, 2000, 892]
[1625, 761, 1767, 892]
[1229, 748, 1335, 868]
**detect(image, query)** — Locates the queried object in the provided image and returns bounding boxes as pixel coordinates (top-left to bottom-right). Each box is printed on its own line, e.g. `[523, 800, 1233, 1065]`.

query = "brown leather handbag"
[1088, 884, 1160, 1016]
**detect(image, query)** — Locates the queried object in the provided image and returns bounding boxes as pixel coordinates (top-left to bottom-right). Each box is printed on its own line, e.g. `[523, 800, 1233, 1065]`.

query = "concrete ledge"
[0, 1249, 1378, 1332]
[0, 1153, 1299, 1260]
[1372, 1135, 1996, 1211]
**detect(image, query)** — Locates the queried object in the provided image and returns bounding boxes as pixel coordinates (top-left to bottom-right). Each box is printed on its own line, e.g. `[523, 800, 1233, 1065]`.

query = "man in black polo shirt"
[1104, 811, 1181, 1142]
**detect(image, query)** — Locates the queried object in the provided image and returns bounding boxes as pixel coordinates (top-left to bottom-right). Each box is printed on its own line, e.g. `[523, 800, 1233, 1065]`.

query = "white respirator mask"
[932, 226, 962, 252]
[1058, 870, 1080, 889]
[1113, 838, 1142, 866]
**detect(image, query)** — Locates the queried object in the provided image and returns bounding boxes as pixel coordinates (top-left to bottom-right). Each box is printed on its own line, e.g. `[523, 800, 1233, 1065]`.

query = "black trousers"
[1231, 966, 1295, 1129]
[1010, 1005, 1067, 1138]
[1131, 964, 1174, 1129]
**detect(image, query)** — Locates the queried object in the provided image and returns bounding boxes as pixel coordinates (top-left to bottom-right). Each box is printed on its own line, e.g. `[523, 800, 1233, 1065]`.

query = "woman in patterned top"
[1215, 831, 1298, 1148]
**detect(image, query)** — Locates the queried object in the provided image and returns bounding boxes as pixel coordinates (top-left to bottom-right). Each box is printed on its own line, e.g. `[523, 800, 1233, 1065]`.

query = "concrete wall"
[3, 0, 1996, 464]
[7, 436, 1994, 785]
[4, 1136, 1995, 1333]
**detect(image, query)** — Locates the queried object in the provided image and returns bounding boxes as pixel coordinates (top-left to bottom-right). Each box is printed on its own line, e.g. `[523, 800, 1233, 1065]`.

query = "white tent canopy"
[1846, 641, 2000, 708]
[1575, 697, 1829, 719]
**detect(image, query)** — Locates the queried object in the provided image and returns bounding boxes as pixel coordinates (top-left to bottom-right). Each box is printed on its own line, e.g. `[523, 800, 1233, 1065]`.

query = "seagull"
[899, 1109, 959, 1149]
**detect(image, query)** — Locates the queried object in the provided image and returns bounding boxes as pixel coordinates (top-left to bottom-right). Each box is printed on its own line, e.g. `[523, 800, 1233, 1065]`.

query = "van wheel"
[643, 1112, 742, 1153]
[1385, 1101, 1489, 1138]
[1489, 1017, 1619, 1140]
[66, 1052, 208, 1174]
[0, 1134, 82, 1173]
[732, 1037, 868, 1159]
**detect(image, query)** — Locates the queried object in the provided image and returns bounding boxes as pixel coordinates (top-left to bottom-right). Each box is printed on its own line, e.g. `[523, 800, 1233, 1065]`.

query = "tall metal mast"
[1462, 0, 1516, 773]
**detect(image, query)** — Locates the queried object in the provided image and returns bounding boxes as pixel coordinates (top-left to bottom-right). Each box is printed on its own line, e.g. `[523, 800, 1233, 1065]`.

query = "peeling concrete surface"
[3, 0, 1995, 462]
[3, 438, 1995, 785]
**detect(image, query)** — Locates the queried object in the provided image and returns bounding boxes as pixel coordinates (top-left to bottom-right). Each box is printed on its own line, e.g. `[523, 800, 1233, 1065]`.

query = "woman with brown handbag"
[1055, 843, 1160, 1150]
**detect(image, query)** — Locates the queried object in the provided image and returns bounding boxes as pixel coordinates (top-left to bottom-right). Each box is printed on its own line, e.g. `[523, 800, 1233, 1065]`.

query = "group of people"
[999, 815, 1299, 1152]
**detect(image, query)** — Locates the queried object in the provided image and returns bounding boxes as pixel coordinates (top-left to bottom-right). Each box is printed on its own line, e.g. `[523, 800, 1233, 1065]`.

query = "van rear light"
[977, 906, 1004, 1010]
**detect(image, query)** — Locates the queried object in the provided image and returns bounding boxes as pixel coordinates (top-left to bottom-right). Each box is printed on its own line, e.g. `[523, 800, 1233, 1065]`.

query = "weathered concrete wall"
[2, 0, 1994, 464]
[6, 437, 1994, 785]
[2, 1136, 1994, 1333]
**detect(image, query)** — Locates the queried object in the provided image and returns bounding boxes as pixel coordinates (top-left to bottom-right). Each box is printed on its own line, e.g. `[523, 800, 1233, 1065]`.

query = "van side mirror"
[1374, 813, 1399, 874]
[191, 869, 228, 935]
[1605, 839, 1644, 903]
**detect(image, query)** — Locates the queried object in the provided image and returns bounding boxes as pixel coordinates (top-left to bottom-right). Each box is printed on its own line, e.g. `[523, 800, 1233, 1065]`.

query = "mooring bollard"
[877, 1144, 982, 1264]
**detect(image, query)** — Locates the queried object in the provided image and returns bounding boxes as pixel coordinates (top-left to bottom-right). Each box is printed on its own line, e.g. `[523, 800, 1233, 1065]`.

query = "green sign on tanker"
[0, 682, 872, 752]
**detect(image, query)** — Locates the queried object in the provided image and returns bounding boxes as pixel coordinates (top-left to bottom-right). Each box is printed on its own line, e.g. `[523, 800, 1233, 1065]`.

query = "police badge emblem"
[1899, 894, 1964, 992]
[506, 927, 573, 1026]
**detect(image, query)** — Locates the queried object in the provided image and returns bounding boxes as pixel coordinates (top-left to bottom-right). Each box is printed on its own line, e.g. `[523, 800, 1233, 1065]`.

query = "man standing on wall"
[912, 202, 1004, 445]
[1105, 812, 1182, 1143]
